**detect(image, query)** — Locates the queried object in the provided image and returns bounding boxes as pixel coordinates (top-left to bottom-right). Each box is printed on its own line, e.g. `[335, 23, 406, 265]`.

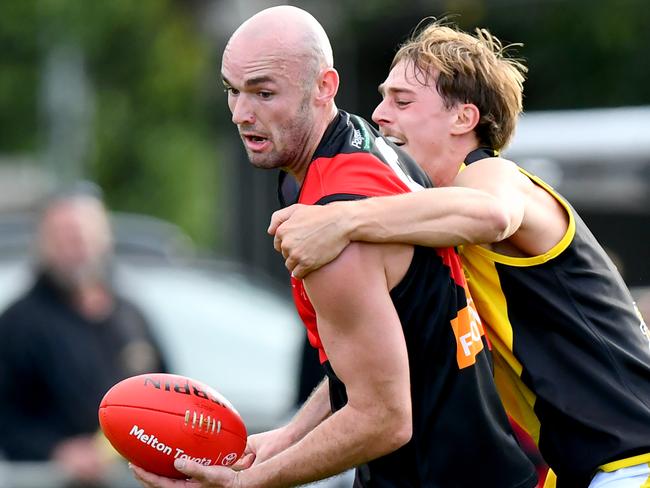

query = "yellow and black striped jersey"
[459, 149, 650, 488]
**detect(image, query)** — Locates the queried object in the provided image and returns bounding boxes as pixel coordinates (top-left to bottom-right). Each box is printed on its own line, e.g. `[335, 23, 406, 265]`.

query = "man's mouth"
[384, 135, 405, 147]
[241, 133, 271, 151]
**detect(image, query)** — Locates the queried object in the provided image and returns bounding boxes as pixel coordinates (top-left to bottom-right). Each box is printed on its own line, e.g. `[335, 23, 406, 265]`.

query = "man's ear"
[451, 103, 480, 135]
[315, 67, 339, 105]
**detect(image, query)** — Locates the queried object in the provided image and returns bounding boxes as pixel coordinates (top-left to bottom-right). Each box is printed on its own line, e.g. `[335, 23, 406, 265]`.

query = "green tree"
[0, 0, 218, 247]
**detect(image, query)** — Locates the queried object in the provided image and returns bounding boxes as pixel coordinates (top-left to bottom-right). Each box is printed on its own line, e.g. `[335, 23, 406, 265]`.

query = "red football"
[98, 373, 247, 478]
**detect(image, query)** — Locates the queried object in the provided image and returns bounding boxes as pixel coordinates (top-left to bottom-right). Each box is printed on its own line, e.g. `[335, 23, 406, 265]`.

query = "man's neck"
[72, 282, 114, 321]
[434, 141, 482, 187]
[288, 105, 339, 184]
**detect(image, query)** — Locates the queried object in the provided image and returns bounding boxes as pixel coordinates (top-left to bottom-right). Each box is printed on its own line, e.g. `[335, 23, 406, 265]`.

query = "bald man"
[132, 6, 537, 488]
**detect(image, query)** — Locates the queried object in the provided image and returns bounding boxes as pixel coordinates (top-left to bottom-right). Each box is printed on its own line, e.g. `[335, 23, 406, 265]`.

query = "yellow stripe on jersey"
[465, 169, 576, 267]
[599, 453, 650, 472]
[458, 247, 541, 440]
[543, 469, 557, 488]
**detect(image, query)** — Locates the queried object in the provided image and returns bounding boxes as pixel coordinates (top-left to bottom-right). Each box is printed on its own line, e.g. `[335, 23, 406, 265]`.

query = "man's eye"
[395, 100, 411, 107]
[258, 91, 272, 99]
[224, 87, 239, 95]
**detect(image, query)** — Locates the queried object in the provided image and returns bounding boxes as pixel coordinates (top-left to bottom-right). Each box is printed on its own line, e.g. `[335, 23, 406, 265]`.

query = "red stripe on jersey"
[291, 277, 327, 363]
[299, 153, 412, 204]
[436, 248, 467, 288]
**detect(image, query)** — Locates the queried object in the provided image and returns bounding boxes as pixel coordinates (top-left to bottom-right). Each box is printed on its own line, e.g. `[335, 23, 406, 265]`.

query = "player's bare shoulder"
[457, 156, 532, 193]
[484, 156, 570, 257]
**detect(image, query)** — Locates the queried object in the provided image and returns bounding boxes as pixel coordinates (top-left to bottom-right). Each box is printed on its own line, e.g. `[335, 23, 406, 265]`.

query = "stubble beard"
[47, 257, 109, 292]
[246, 96, 313, 172]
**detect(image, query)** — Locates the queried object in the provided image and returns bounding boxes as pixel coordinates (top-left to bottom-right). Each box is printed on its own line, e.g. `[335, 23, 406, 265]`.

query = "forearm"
[242, 402, 403, 488]
[283, 377, 331, 444]
[347, 187, 510, 247]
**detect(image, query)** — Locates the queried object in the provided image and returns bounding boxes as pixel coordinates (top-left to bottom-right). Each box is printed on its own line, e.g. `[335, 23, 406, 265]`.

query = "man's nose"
[372, 99, 390, 127]
[231, 96, 255, 125]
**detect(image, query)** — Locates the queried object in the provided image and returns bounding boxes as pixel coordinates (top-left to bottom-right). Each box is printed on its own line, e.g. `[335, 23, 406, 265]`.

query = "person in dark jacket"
[0, 184, 168, 485]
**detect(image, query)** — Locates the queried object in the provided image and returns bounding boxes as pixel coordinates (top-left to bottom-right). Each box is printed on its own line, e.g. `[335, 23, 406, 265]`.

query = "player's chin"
[249, 158, 286, 169]
[246, 148, 290, 169]
[248, 156, 284, 170]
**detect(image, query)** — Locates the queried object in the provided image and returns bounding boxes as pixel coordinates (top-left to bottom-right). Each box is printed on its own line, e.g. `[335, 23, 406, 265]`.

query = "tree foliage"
[336, 0, 650, 115]
[0, 0, 218, 247]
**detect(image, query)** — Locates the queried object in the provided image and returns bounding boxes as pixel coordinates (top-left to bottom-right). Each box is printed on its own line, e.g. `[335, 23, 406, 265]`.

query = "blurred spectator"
[0, 183, 168, 486]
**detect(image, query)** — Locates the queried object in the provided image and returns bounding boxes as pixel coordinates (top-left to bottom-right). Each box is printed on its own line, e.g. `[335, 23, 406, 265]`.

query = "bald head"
[221, 6, 339, 179]
[37, 194, 113, 289]
[225, 6, 333, 85]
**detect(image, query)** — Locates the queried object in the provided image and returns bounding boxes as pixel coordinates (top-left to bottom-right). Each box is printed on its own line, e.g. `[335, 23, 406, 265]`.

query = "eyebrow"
[377, 83, 415, 97]
[244, 75, 274, 87]
[221, 75, 275, 88]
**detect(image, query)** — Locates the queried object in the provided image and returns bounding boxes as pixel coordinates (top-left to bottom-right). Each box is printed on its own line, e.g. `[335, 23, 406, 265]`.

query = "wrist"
[339, 200, 363, 242]
[280, 421, 303, 447]
[236, 467, 260, 488]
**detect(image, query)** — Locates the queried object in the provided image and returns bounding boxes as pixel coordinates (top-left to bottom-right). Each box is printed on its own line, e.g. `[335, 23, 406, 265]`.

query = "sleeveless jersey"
[279, 113, 537, 488]
[460, 148, 650, 488]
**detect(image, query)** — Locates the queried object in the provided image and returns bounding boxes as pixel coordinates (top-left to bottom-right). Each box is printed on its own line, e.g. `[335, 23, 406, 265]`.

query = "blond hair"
[392, 19, 527, 150]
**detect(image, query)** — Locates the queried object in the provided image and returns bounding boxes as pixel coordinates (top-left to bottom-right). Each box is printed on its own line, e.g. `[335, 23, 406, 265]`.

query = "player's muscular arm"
[454, 158, 569, 256]
[239, 242, 413, 487]
[268, 159, 525, 278]
[269, 158, 568, 278]
[268, 187, 508, 278]
[347, 158, 529, 246]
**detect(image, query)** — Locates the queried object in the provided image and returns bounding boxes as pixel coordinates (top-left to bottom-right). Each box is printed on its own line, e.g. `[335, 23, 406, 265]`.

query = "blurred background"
[0, 0, 648, 486]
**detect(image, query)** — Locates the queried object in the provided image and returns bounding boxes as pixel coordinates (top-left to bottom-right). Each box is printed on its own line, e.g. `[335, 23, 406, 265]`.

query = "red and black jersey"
[278, 111, 537, 488]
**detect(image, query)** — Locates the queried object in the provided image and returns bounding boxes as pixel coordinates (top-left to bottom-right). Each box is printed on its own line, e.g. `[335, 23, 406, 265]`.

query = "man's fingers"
[232, 452, 255, 471]
[273, 233, 280, 252]
[268, 205, 299, 235]
[292, 264, 307, 280]
[274, 231, 283, 253]
[173, 460, 237, 486]
[285, 255, 297, 274]
[267, 211, 284, 235]
[130, 464, 182, 488]
[173, 459, 207, 481]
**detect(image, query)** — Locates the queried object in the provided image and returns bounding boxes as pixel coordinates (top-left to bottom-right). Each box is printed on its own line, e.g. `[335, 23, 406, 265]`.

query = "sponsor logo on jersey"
[351, 129, 364, 149]
[450, 296, 485, 369]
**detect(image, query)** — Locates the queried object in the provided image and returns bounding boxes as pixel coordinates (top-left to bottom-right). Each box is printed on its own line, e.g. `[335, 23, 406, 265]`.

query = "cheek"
[406, 126, 438, 162]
